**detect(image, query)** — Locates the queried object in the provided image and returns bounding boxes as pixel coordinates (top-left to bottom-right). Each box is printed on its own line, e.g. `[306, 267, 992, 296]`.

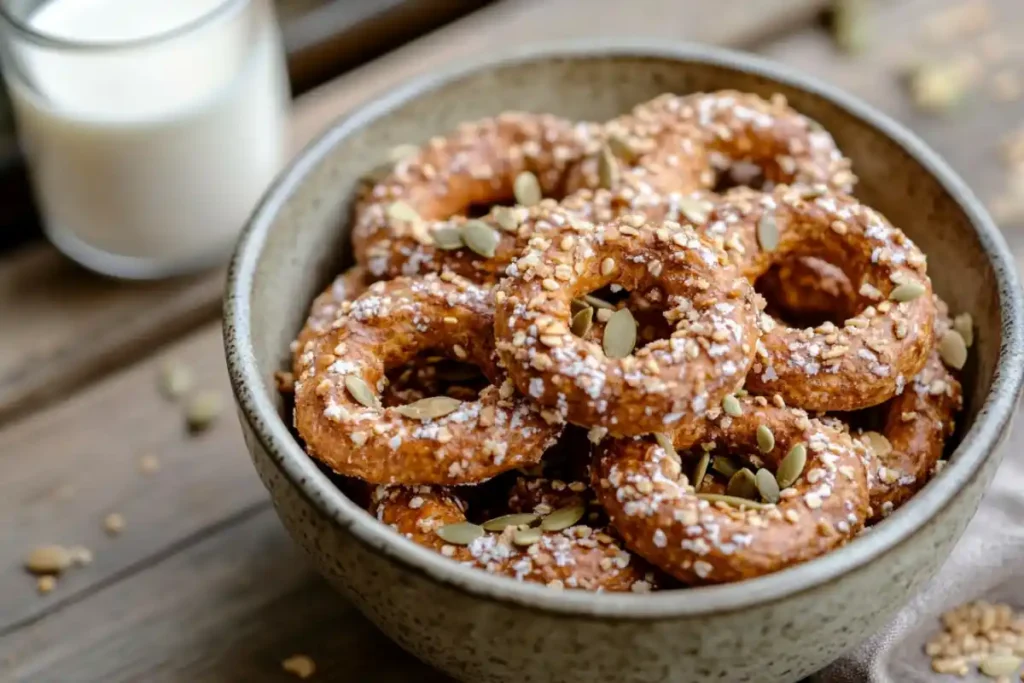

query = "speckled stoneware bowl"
[225, 40, 1024, 683]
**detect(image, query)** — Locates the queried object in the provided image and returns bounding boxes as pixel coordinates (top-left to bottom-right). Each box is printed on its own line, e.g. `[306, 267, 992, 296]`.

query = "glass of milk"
[0, 0, 290, 278]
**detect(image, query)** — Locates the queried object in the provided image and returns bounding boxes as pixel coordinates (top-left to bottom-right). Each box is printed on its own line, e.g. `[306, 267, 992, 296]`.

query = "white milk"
[5, 0, 289, 277]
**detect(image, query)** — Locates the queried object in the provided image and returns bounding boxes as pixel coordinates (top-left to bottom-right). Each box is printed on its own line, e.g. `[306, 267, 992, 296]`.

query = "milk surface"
[7, 0, 289, 275]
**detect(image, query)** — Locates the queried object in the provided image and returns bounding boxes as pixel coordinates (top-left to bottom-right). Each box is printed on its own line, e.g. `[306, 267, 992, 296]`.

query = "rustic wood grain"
[0, 325, 266, 634]
[0, 509, 446, 683]
[0, 0, 828, 430]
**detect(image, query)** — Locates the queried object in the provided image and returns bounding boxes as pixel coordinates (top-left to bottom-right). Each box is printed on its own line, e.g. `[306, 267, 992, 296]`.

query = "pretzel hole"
[381, 351, 488, 407]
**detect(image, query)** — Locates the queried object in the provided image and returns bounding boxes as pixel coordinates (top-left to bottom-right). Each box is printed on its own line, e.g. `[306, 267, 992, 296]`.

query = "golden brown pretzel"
[352, 112, 597, 282]
[293, 274, 563, 485]
[494, 209, 763, 443]
[697, 186, 935, 411]
[371, 484, 656, 592]
[592, 397, 870, 584]
[860, 296, 963, 521]
[292, 266, 369, 377]
[629, 91, 857, 192]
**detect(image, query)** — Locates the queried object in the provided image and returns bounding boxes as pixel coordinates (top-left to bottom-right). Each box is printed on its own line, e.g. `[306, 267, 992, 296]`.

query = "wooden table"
[3, 1, 1022, 680]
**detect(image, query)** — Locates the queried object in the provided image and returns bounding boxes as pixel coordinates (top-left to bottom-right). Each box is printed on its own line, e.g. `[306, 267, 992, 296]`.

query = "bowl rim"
[225, 38, 1024, 619]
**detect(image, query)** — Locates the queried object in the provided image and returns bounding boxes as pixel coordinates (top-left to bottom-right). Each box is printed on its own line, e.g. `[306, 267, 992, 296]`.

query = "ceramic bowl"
[224, 40, 1024, 683]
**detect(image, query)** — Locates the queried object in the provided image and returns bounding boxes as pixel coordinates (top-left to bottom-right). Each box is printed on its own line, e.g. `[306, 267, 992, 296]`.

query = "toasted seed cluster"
[926, 601, 1024, 680]
[372, 484, 656, 592]
[283, 91, 964, 593]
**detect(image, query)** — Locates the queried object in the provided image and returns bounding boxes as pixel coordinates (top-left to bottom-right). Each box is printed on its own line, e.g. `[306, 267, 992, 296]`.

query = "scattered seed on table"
[185, 391, 223, 433]
[25, 545, 72, 575]
[104, 513, 125, 536]
[281, 654, 316, 679]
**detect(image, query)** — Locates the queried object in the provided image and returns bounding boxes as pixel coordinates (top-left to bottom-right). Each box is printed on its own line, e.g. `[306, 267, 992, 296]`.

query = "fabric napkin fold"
[812, 432, 1024, 682]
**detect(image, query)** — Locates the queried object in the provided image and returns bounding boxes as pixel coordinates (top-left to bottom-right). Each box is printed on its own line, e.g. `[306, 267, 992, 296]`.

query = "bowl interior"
[232, 45, 1019, 612]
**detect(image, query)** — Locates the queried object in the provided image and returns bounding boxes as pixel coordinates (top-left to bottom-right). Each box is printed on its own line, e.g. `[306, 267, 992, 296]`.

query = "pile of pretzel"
[286, 91, 968, 591]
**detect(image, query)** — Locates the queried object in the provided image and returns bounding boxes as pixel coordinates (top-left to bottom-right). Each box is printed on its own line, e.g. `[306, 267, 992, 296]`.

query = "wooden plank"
[0, 325, 268, 634]
[0, 0, 827, 429]
[0, 509, 447, 683]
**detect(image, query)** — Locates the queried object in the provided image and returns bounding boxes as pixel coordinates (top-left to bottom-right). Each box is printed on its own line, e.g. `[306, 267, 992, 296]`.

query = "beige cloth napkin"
[811, 436, 1024, 682]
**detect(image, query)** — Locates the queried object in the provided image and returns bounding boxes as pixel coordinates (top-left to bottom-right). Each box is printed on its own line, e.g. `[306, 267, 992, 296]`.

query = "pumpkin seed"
[861, 431, 893, 457]
[697, 493, 770, 510]
[938, 329, 968, 370]
[25, 545, 72, 575]
[721, 394, 743, 417]
[979, 654, 1022, 677]
[726, 467, 758, 500]
[603, 308, 637, 358]
[185, 391, 223, 433]
[776, 443, 807, 489]
[540, 505, 586, 531]
[952, 312, 973, 348]
[461, 219, 500, 258]
[494, 206, 520, 233]
[693, 450, 711, 489]
[831, 0, 868, 54]
[570, 298, 590, 315]
[598, 144, 619, 189]
[395, 396, 462, 420]
[889, 281, 926, 302]
[432, 227, 464, 251]
[756, 212, 779, 251]
[583, 294, 615, 310]
[158, 360, 193, 400]
[678, 196, 712, 224]
[653, 432, 677, 458]
[712, 456, 741, 478]
[571, 307, 594, 338]
[436, 522, 484, 545]
[607, 133, 638, 163]
[344, 376, 379, 409]
[513, 171, 542, 206]
[513, 526, 544, 546]
[756, 425, 775, 453]
[755, 468, 781, 503]
[388, 143, 419, 163]
[482, 513, 540, 531]
[386, 200, 420, 223]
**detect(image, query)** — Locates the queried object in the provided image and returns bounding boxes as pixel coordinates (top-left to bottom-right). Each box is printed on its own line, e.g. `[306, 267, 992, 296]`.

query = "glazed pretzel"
[371, 484, 656, 592]
[695, 186, 936, 411]
[593, 397, 870, 584]
[494, 209, 762, 442]
[293, 274, 563, 485]
[628, 91, 857, 192]
[860, 296, 963, 521]
[292, 266, 369, 376]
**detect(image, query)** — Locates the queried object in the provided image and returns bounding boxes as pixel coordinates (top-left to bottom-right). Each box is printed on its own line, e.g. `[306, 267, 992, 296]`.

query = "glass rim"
[0, 0, 250, 51]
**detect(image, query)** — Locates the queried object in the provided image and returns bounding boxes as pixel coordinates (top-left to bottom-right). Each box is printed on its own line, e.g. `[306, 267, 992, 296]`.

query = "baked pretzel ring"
[629, 91, 857, 192]
[701, 186, 935, 410]
[292, 266, 369, 377]
[494, 210, 762, 442]
[592, 397, 870, 584]
[353, 112, 600, 281]
[371, 484, 656, 592]
[860, 296, 963, 521]
[294, 274, 563, 485]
